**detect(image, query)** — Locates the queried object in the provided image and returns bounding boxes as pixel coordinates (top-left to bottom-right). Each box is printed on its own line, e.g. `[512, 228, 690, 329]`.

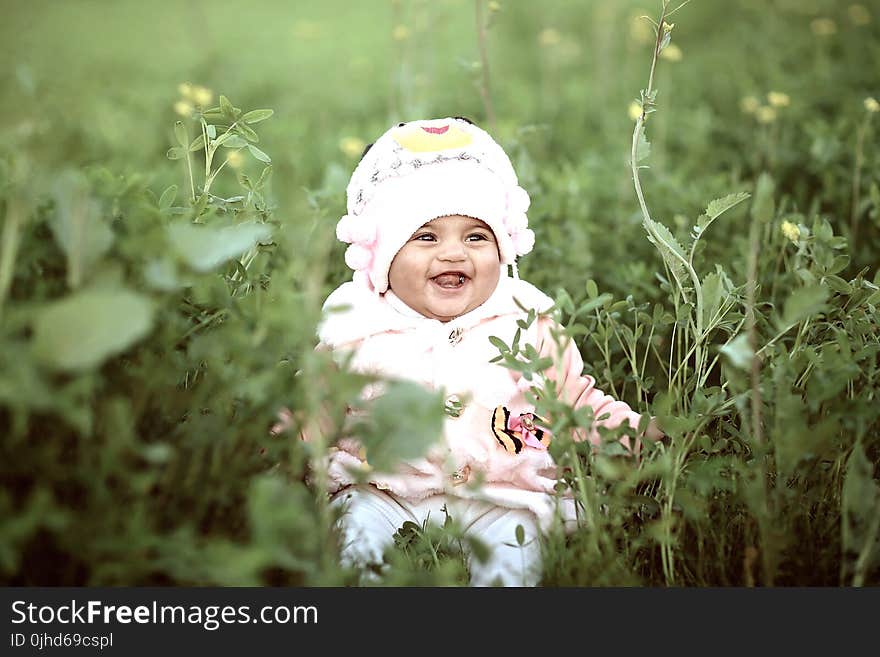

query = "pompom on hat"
[336, 117, 535, 293]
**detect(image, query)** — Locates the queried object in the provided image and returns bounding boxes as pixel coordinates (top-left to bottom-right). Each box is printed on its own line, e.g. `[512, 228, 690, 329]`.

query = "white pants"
[331, 485, 543, 586]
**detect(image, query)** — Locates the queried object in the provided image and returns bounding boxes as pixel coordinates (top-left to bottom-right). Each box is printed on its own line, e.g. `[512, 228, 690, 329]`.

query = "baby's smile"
[431, 271, 468, 289]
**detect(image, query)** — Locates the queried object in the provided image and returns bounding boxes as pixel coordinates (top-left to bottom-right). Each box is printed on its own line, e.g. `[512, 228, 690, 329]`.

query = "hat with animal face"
[335, 117, 534, 293]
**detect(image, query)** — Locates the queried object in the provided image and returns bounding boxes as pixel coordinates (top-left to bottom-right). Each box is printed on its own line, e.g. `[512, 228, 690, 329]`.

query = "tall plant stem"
[746, 214, 763, 446]
[661, 423, 703, 586]
[631, 2, 704, 401]
[746, 191, 778, 586]
[184, 149, 196, 202]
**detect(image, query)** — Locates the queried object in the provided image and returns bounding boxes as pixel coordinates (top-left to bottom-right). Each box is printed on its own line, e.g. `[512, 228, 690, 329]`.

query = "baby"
[307, 117, 658, 586]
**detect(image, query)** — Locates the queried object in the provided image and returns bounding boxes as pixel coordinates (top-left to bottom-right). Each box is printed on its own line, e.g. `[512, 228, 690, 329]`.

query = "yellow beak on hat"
[391, 122, 473, 153]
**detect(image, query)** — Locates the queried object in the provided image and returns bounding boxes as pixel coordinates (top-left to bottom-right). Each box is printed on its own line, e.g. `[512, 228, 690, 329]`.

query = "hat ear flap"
[352, 269, 374, 291]
[344, 244, 373, 271]
[511, 228, 535, 255]
[336, 214, 355, 242]
[349, 217, 377, 245]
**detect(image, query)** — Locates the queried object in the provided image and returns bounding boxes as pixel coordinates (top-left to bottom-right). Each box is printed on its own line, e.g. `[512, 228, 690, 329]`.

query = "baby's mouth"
[431, 272, 469, 289]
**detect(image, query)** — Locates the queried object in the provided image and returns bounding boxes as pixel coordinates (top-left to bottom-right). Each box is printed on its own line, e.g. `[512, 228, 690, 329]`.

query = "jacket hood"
[318, 274, 555, 348]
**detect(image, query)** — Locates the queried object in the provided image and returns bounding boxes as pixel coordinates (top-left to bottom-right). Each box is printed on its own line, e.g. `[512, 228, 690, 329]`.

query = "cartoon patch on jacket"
[491, 406, 551, 454]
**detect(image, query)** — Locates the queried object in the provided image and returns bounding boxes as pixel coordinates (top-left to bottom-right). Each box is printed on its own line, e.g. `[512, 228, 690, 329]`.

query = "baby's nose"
[437, 241, 467, 260]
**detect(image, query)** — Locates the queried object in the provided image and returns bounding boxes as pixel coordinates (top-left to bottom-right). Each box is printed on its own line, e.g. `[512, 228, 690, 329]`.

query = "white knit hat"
[335, 117, 534, 293]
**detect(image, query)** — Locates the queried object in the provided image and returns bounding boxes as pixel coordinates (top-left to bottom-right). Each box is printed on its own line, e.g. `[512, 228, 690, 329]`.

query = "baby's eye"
[413, 233, 436, 241]
[466, 233, 489, 242]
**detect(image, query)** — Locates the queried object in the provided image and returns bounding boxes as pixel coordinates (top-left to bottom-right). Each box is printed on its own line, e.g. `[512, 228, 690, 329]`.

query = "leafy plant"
[1, 0, 877, 587]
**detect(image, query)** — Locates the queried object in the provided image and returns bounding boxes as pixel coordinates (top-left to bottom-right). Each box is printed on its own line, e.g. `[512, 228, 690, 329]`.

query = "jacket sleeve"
[535, 317, 647, 452]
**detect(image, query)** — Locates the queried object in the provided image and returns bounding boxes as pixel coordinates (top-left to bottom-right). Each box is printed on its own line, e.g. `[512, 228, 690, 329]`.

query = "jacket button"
[450, 465, 470, 485]
[448, 327, 463, 345]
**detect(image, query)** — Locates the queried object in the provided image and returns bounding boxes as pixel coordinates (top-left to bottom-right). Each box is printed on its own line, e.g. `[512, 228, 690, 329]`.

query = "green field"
[1, 0, 878, 586]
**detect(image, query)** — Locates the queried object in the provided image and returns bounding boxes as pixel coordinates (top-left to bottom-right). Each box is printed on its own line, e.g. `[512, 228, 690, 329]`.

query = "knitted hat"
[335, 117, 534, 293]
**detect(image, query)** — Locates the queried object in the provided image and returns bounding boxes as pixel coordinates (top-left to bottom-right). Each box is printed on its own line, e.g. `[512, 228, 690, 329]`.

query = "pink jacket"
[316, 275, 646, 528]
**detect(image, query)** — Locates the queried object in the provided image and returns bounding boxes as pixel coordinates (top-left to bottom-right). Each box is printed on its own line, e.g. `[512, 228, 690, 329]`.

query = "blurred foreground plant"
[0, 95, 355, 585]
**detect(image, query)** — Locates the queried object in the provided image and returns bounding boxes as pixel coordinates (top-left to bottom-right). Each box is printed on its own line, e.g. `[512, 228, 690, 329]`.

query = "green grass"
[0, 0, 878, 586]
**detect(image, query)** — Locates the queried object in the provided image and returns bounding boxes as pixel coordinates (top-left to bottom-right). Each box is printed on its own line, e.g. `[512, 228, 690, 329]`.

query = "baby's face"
[388, 215, 501, 322]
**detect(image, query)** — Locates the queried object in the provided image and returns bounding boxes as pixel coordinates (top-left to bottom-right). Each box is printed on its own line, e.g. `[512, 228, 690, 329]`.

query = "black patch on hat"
[358, 142, 374, 162]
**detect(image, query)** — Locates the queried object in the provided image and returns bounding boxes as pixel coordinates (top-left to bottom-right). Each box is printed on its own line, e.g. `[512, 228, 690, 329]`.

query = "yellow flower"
[392, 25, 410, 41]
[192, 85, 213, 107]
[660, 43, 682, 62]
[848, 4, 871, 26]
[488, 1, 501, 12]
[225, 150, 244, 169]
[178, 82, 193, 100]
[629, 11, 653, 45]
[538, 28, 561, 47]
[865, 97, 880, 113]
[756, 106, 777, 124]
[810, 18, 837, 36]
[767, 91, 790, 108]
[781, 220, 801, 244]
[174, 100, 194, 117]
[628, 101, 643, 121]
[340, 136, 366, 159]
[740, 96, 760, 114]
